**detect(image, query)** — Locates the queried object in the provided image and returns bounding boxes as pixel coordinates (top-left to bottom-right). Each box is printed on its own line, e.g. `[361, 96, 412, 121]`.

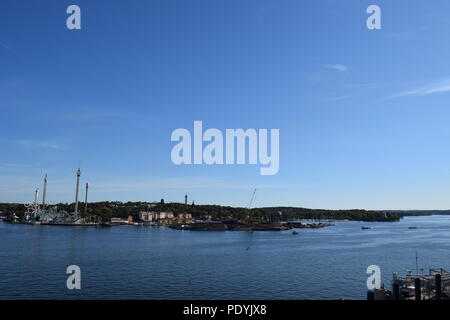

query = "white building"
[139, 211, 154, 222]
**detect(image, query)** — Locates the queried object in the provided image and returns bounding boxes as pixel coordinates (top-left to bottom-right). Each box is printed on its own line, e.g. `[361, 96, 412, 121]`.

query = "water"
[1, 215, 450, 300]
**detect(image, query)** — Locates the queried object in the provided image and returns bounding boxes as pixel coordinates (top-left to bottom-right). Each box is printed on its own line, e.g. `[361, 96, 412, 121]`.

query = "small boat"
[292, 231, 300, 235]
[98, 222, 112, 227]
[361, 226, 371, 230]
[408, 227, 417, 229]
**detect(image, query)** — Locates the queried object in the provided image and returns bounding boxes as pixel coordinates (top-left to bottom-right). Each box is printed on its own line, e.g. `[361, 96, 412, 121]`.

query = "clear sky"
[2, 0, 450, 210]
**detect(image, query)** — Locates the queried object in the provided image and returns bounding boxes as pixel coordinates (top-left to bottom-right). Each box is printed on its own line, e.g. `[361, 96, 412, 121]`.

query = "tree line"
[0, 201, 401, 222]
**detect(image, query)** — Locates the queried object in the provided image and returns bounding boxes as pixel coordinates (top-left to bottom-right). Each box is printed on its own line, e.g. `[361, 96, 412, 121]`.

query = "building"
[139, 211, 175, 223]
[164, 212, 174, 219]
[158, 212, 174, 223]
[139, 211, 154, 222]
[176, 213, 193, 223]
[158, 212, 174, 220]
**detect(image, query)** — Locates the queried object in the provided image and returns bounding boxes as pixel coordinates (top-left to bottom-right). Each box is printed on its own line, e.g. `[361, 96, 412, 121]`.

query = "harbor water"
[1, 215, 450, 300]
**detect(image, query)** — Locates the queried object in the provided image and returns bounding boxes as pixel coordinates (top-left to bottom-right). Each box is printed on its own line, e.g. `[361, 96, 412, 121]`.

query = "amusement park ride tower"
[74, 168, 81, 218]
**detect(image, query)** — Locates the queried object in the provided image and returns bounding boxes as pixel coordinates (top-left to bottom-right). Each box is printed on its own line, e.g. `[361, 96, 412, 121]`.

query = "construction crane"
[245, 189, 256, 251]
[246, 188, 257, 222]
[248, 188, 257, 210]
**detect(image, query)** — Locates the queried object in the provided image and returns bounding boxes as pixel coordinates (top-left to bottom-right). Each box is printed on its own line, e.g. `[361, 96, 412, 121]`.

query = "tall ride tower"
[33, 188, 39, 218]
[42, 174, 48, 210]
[74, 168, 81, 217]
[185, 194, 188, 205]
[84, 182, 89, 213]
[34, 188, 39, 206]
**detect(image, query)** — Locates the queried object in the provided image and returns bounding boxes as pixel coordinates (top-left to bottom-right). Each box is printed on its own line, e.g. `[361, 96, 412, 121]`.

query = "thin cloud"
[15, 139, 61, 149]
[392, 79, 450, 98]
[0, 174, 317, 204]
[343, 83, 376, 89]
[324, 64, 348, 72]
[385, 32, 415, 41]
[324, 95, 353, 102]
[0, 41, 15, 54]
[92, 177, 294, 192]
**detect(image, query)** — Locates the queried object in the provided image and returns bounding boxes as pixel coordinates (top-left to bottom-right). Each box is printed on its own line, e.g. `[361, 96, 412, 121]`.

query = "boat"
[292, 231, 300, 235]
[97, 222, 112, 227]
[408, 227, 417, 229]
[369, 268, 450, 300]
[361, 226, 371, 230]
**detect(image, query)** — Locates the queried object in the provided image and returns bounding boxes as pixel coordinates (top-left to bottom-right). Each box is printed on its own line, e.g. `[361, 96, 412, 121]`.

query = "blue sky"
[2, 0, 450, 209]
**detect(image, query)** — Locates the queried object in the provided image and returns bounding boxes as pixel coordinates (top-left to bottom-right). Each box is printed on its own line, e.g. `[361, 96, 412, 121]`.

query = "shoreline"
[0, 220, 335, 231]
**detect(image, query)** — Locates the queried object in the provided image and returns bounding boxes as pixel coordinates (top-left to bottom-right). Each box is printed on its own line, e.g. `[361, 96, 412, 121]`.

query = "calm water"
[1, 215, 450, 300]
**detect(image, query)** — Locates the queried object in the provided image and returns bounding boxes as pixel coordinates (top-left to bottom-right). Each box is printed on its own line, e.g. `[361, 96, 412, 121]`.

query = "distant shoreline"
[0, 201, 427, 223]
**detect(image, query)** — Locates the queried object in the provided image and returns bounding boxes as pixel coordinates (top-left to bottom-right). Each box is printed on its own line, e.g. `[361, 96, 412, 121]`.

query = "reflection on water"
[1, 215, 450, 299]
